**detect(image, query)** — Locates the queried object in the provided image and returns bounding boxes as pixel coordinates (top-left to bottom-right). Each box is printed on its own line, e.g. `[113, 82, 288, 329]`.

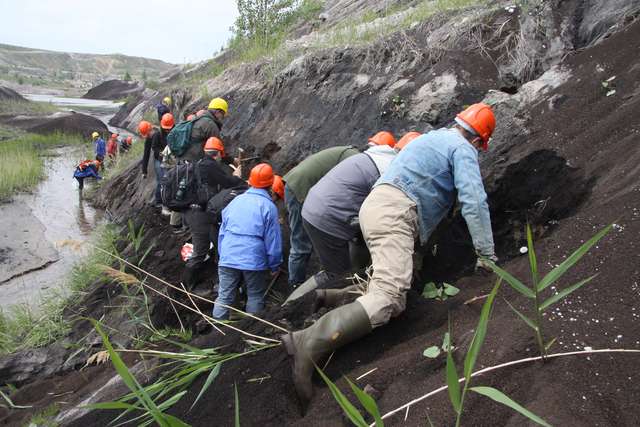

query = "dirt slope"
[1, 2, 640, 427]
[82, 79, 144, 100]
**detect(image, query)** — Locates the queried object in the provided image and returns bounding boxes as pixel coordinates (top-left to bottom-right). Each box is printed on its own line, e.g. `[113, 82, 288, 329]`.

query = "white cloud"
[0, 0, 239, 64]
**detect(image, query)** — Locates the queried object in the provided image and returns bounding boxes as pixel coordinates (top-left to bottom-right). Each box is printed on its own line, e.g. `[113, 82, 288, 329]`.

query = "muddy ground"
[1, 2, 639, 427]
[82, 79, 144, 101]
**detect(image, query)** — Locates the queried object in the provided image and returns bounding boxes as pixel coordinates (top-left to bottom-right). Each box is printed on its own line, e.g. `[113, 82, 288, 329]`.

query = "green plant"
[90, 320, 278, 426]
[316, 366, 384, 427]
[234, 382, 241, 427]
[422, 282, 460, 301]
[423, 332, 451, 358]
[487, 223, 612, 358]
[22, 403, 59, 426]
[445, 279, 550, 426]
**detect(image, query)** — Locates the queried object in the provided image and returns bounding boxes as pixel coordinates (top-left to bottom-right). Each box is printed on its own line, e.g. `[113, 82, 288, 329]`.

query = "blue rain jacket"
[218, 187, 283, 272]
[375, 128, 495, 255]
[95, 137, 106, 158]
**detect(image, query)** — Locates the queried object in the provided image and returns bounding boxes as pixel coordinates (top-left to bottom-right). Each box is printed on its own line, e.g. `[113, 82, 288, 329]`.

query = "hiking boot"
[281, 301, 372, 414]
[313, 284, 360, 312]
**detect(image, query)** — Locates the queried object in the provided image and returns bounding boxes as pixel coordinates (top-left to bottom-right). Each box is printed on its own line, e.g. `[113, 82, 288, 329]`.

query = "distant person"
[182, 137, 246, 289]
[92, 131, 106, 162]
[106, 133, 119, 159]
[156, 96, 172, 122]
[212, 163, 282, 320]
[178, 97, 228, 162]
[119, 135, 133, 153]
[139, 113, 174, 209]
[73, 159, 102, 190]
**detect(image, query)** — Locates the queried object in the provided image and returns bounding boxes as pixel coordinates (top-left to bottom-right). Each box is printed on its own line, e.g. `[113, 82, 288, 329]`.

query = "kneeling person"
[212, 163, 283, 319]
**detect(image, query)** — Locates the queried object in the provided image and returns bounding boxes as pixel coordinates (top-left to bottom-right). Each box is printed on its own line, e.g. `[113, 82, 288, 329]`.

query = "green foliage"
[423, 332, 451, 358]
[316, 366, 384, 427]
[22, 403, 60, 426]
[234, 382, 241, 427]
[0, 132, 85, 200]
[444, 279, 550, 426]
[487, 223, 612, 358]
[123, 71, 132, 81]
[0, 99, 58, 115]
[422, 282, 460, 301]
[146, 79, 160, 90]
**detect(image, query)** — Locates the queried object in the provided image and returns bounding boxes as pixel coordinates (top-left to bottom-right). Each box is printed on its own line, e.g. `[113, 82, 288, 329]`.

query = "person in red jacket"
[106, 133, 119, 158]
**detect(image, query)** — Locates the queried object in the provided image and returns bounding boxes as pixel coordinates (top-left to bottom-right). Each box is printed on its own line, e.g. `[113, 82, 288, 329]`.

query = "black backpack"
[206, 184, 248, 222]
[160, 161, 210, 211]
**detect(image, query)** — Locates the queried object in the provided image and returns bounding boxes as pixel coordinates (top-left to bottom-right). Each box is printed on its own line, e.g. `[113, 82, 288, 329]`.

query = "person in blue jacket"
[212, 163, 283, 319]
[92, 131, 106, 162]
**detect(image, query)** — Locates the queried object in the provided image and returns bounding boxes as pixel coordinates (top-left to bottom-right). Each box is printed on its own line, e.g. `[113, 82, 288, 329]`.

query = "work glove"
[475, 254, 498, 273]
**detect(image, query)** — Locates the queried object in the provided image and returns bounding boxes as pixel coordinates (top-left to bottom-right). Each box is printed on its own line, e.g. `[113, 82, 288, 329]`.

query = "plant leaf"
[315, 366, 368, 427]
[234, 382, 240, 427]
[464, 279, 501, 380]
[539, 274, 597, 311]
[423, 346, 441, 358]
[504, 299, 538, 332]
[189, 363, 222, 411]
[85, 401, 139, 410]
[526, 224, 539, 288]
[545, 337, 558, 352]
[422, 282, 439, 299]
[346, 378, 384, 427]
[442, 332, 451, 351]
[486, 262, 534, 299]
[164, 414, 191, 427]
[470, 386, 551, 427]
[537, 224, 612, 291]
[444, 284, 460, 296]
[446, 349, 461, 414]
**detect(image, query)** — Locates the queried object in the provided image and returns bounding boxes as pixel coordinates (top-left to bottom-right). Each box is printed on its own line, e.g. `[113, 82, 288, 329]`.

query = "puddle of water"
[0, 147, 105, 309]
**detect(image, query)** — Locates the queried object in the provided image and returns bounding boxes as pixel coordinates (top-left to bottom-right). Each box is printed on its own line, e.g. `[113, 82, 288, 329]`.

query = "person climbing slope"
[281, 144, 361, 290]
[212, 163, 282, 319]
[156, 96, 172, 122]
[139, 113, 174, 209]
[282, 104, 498, 411]
[177, 97, 228, 162]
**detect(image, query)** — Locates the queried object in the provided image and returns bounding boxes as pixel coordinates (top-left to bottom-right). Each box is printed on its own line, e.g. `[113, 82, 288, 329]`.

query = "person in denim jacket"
[281, 104, 497, 410]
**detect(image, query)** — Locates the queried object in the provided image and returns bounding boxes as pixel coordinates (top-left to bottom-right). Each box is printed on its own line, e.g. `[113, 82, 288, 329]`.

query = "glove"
[475, 254, 498, 273]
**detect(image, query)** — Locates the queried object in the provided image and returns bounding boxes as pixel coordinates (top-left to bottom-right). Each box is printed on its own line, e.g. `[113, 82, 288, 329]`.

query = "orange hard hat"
[396, 131, 422, 150]
[126, 136, 133, 144]
[160, 113, 175, 130]
[272, 175, 285, 200]
[455, 103, 496, 150]
[204, 137, 225, 157]
[138, 121, 152, 137]
[186, 114, 196, 121]
[111, 133, 118, 139]
[196, 109, 207, 117]
[249, 163, 275, 189]
[368, 131, 396, 148]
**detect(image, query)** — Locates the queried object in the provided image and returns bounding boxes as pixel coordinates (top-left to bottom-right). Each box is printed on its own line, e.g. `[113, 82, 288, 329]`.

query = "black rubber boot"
[281, 301, 372, 414]
[180, 266, 198, 290]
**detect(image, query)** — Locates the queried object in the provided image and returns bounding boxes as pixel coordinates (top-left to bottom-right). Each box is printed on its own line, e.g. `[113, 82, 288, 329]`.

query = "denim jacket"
[376, 128, 495, 255]
[218, 187, 283, 271]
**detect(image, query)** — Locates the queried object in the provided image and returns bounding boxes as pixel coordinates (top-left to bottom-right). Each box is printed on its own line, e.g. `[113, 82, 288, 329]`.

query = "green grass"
[0, 224, 119, 355]
[0, 99, 59, 116]
[21, 403, 60, 427]
[0, 132, 85, 200]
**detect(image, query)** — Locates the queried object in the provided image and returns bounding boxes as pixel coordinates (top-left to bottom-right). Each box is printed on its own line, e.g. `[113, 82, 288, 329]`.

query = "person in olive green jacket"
[282, 145, 359, 291]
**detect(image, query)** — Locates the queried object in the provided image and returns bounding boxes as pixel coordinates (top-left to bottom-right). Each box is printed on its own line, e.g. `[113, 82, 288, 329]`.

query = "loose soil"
[2, 7, 640, 427]
[82, 79, 144, 101]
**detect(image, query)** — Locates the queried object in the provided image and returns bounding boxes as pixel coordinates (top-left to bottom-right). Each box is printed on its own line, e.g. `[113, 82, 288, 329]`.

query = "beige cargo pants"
[357, 184, 418, 328]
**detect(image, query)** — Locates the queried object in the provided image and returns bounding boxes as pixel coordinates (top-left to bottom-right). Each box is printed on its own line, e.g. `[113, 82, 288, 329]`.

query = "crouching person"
[212, 163, 283, 319]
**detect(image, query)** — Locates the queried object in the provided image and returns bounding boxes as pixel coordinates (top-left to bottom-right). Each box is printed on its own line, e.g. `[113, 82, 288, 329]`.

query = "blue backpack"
[166, 115, 212, 157]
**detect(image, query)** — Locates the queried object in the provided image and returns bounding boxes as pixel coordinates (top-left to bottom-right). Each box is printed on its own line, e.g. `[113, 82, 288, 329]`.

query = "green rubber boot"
[281, 301, 372, 414]
[313, 284, 360, 311]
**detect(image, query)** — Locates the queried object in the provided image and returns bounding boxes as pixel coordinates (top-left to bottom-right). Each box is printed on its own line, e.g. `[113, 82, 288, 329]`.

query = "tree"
[123, 71, 132, 81]
[141, 69, 148, 82]
[234, 0, 300, 49]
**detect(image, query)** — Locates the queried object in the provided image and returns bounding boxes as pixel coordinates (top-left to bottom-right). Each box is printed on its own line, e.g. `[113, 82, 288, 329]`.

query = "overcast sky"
[0, 0, 239, 64]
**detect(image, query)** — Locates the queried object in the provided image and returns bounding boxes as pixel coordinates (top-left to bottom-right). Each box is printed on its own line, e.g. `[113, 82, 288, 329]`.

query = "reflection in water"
[77, 191, 92, 235]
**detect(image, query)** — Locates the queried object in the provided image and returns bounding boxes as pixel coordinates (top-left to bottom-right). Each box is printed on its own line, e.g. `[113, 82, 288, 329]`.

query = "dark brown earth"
[82, 79, 144, 100]
[1, 4, 640, 427]
[27, 112, 108, 138]
[0, 86, 26, 102]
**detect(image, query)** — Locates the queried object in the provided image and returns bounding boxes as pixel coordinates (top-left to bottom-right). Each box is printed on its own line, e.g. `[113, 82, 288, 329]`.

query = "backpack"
[160, 162, 204, 211]
[206, 185, 248, 222]
[166, 115, 212, 157]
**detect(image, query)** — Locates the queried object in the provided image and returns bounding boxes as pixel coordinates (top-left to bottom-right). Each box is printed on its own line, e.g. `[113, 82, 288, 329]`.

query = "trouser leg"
[153, 159, 164, 204]
[244, 270, 267, 314]
[285, 185, 313, 286]
[357, 185, 418, 329]
[302, 218, 351, 276]
[213, 266, 242, 319]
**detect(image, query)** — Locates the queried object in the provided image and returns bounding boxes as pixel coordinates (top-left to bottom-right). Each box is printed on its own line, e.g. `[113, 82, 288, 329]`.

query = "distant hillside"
[0, 43, 179, 95]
